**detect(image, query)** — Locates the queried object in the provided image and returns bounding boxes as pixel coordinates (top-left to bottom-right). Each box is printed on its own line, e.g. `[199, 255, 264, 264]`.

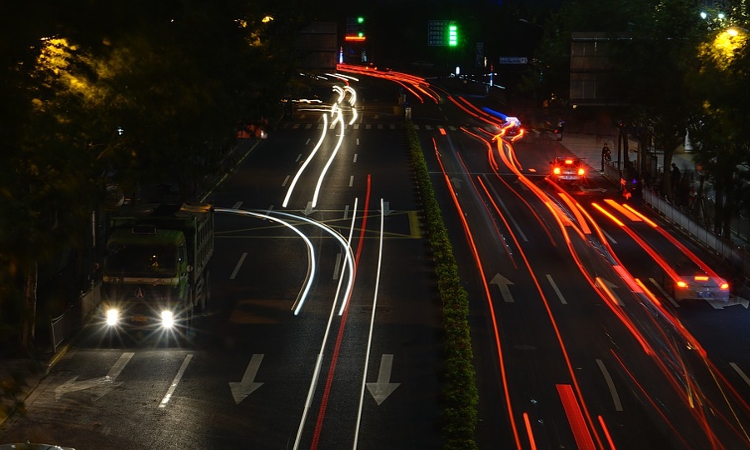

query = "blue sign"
[499, 57, 528, 65]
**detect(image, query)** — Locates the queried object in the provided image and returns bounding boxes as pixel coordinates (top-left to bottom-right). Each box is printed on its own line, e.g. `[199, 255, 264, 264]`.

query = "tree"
[689, 17, 750, 237]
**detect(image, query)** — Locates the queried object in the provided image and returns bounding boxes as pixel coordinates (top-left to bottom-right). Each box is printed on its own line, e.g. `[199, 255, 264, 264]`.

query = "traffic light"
[345, 16, 366, 42]
[448, 24, 458, 47]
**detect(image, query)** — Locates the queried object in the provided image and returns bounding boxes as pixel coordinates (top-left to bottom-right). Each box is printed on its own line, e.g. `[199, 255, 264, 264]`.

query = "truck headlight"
[105, 308, 119, 326]
[161, 310, 174, 328]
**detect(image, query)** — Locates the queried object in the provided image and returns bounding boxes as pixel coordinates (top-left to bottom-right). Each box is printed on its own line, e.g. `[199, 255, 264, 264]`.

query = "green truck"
[101, 202, 214, 336]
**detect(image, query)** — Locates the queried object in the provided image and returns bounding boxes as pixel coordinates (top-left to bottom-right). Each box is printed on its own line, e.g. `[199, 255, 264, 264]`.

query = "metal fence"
[50, 281, 100, 353]
[603, 161, 750, 282]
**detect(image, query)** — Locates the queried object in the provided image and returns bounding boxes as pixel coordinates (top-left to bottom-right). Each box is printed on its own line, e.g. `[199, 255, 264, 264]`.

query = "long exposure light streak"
[311, 107, 345, 207]
[431, 138, 522, 449]
[283, 113, 329, 208]
[215, 208, 317, 315]
[353, 197, 386, 449]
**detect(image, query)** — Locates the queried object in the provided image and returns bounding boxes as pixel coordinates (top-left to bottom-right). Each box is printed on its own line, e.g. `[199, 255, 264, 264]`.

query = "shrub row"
[404, 121, 479, 449]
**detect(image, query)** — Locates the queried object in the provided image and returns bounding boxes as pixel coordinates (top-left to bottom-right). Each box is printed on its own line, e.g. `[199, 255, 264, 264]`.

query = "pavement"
[551, 130, 697, 180]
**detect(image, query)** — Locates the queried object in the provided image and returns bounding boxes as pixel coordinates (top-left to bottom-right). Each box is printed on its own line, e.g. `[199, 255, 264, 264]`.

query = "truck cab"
[101, 203, 213, 337]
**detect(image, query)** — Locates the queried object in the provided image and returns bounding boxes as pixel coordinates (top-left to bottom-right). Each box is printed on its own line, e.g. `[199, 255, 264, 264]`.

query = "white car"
[669, 273, 730, 301]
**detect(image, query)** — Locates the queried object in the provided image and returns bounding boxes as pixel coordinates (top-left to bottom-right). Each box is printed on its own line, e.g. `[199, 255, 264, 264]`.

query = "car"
[668, 273, 730, 301]
[550, 156, 585, 184]
[502, 117, 526, 142]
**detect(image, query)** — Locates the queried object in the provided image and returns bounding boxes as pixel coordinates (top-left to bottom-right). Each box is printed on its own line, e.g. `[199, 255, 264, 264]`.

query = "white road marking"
[159, 354, 193, 408]
[596, 359, 623, 411]
[349, 175, 355, 187]
[230, 253, 248, 280]
[282, 175, 290, 187]
[232, 201, 243, 209]
[546, 274, 568, 304]
[730, 363, 750, 387]
[333, 252, 342, 280]
[353, 154, 358, 163]
[649, 278, 680, 307]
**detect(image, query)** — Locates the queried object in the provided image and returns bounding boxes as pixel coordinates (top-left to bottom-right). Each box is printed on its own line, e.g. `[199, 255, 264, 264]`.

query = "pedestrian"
[601, 143, 611, 171]
[556, 120, 565, 141]
[671, 163, 681, 195]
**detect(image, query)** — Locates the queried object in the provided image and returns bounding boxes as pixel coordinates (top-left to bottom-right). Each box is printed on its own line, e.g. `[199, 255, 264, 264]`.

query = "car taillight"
[577, 168, 585, 176]
[720, 282, 729, 290]
[676, 281, 688, 288]
[553, 167, 561, 174]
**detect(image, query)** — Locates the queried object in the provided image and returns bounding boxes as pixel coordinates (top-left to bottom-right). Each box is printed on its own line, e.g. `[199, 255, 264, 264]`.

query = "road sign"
[428, 20, 447, 46]
[499, 57, 528, 65]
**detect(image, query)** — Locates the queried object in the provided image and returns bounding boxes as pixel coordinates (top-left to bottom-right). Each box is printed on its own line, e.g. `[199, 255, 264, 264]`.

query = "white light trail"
[282, 113, 329, 208]
[215, 208, 317, 314]
[353, 198, 386, 448]
[311, 108, 346, 207]
[291, 199, 359, 449]
[269, 209, 356, 316]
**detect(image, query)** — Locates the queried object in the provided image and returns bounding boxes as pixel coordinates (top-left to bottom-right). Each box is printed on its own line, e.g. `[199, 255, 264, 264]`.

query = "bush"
[404, 121, 478, 449]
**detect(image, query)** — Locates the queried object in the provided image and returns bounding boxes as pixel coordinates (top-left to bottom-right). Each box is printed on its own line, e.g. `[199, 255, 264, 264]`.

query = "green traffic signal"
[448, 24, 458, 46]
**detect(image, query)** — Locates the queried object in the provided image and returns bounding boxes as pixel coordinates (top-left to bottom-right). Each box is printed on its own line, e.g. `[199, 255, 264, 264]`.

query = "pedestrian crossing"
[277, 121, 469, 133]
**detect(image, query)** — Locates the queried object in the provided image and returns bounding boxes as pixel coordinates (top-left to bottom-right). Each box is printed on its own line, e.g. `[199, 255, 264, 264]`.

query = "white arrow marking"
[229, 354, 265, 404]
[55, 352, 133, 401]
[379, 201, 393, 216]
[596, 278, 623, 306]
[366, 354, 400, 405]
[722, 297, 749, 309]
[490, 274, 515, 303]
[648, 278, 680, 308]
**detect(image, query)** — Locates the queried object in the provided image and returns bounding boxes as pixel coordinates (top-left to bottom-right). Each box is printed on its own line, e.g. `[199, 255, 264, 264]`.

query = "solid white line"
[230, 253, 248, 280]
[730, 362, 750, 387]
[282, 175, 290, 187]
[596, 359, 623, 411]
[349, 175, 355, 187]
[546, 274, 568, 304]
[354, 198, 386, 449]
[232, 201, 243, 209]
[159, 354, 193, 408]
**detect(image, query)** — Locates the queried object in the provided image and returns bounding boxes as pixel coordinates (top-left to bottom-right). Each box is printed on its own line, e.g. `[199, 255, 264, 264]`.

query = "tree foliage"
[0, 0, 308, 354]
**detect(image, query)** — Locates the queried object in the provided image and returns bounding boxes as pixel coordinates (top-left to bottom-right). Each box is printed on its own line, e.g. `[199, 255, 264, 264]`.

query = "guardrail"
[602, 162, 750, 282]
[50, 281, 100, 353]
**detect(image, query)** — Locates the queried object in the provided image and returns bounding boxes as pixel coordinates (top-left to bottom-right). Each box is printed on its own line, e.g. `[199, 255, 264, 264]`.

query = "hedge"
[404, 121, 479, 449]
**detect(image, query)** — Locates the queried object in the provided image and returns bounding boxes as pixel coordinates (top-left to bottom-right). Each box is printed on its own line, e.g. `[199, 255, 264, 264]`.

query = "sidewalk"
[554, 131, 697, 178]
